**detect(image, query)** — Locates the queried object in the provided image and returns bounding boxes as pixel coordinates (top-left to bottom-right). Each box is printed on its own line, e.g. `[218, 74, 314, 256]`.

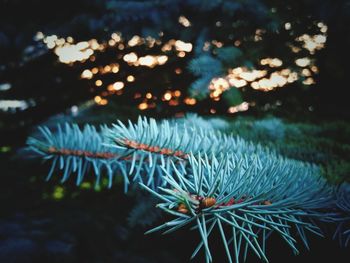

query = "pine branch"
[141, 153, 336, 262]
[26, 116, 346, 260]
[27, 123, 130, 192]
[334, 183, 350, 246]
[104, 116, 275, 188]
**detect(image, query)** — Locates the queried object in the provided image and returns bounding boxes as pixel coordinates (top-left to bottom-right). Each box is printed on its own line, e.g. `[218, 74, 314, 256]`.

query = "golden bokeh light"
[112, 81, 124, 91]
[95, 80, 103, 87]
[163, 92, 172, 101]
[178, 16, 191, 27]
[295, 57, 311, 67]
[184, 97, 197, 105]
[138, 102, 148, 110]
[81, 69, 93, 79]
[127, 75, 135, 82]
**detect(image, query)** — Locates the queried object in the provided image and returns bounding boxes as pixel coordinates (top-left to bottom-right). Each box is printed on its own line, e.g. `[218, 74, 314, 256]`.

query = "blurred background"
[0, 0, 349, 262]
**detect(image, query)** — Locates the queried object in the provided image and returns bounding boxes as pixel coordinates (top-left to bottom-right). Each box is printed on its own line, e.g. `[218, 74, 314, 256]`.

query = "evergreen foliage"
[141, 153, 335, 262]
[27, 123, 130, 192]
[26, 115, 349, 262]
[334, 183, 350, 246]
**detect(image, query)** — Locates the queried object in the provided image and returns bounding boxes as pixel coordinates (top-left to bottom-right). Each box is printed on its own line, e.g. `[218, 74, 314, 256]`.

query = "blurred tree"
[0, 0, 349, 148]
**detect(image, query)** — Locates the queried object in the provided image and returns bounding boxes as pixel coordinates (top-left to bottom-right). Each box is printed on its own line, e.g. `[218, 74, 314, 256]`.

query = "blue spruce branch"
[334, 183, 350, 246]
[27, 123, 130, 192]
[140, 153, 337, 262]
[26, 115, 346, 262]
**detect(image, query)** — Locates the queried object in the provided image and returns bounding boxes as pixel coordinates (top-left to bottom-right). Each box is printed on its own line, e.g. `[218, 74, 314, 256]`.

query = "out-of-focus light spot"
[260, 58, 283, 67]
[94, 95, 108, 105]
[112, 81, 124, 91]
[42, 34, 106, 64]
[112, 64, 119, 73]
[146, 93, 152, 99]
[254, 29, 265, 41]
[228, 102, 249, 114]
[317, 22, 328, 33]
[0, 146, 11, 153]
[108, 39, 116, 46]
[81, 182, 92, 189]
[66, 36, 74, 43]
[174, 90, 181, 97]
[163, 92, 172, 101]
[139, 55, 157, 67]
[178, 16, 191, 27]
[111, 32, 122, 42]
[227, 67, 267, 87]
[138, 102, 148, 110]
[270, 72, 287, 87]
[302, 68, 311, 77]
[128, 35, 143, 47]
[145, 36, 157, 48]
[284, 22, 291, 30]
[81, 69, 93, 79]
[232, 67, 243, 74]
[213, 64, 303, 94]
[34, 31, 44, 41]
[91, 67, 99, 74]
[311, 66, 319, 73]
[0, 100, 31, 111]
[52, 186, 64, 200]
[209, 78, 231, 98]
[118, 43, 125, 50]
[287, 72, 299, 83]
[239, 70, 268, 81]
[124, 54, 168, 68]
[200, 41, 210, 51]
[157, 55, 168, 65]
[134, 93, 142, 99]
[289, 45, 301, 53]
[169, 100, 179, 106]
[234, 40, 241, 47]
[104, 65, 111, 72]
[99, 99, 108, 105]
[175, 40, 192, 52]
[281, 69, 291, 76]
[123, 52, 138, 63]
[210, 108, 216, 114]
[229, 79, 247, 88]
[0, 83, 11, 91]
[175, 68, 182, 74]
[44, 35, 58, 49]
[314, 35, 326, 44]
[184, 97, 196, 105]
[251, 82, 259, 90]
[177, 51, 186, 57]
[95, 80, 103, 87]
[212, 40, 223, 48]
[303, 77, 315, 85]
[89, 39, 101, 50]
[248, 68, 298, 91]
[295, 57, 311, 67]
[94, 96, 102, 103]
[296, 33, 327, 54]
[161, 40, 175, 52]
[71, 105, 79, 115]
[127, 75, 135, 82]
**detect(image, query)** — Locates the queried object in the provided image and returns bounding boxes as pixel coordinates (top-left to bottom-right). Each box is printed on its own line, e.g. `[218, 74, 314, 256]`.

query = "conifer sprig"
[27, 123, 130, 191]
[141, 153, 336, 262]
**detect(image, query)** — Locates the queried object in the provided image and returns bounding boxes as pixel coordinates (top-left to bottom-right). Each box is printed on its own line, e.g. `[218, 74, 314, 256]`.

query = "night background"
[0, 0, 350, 262]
